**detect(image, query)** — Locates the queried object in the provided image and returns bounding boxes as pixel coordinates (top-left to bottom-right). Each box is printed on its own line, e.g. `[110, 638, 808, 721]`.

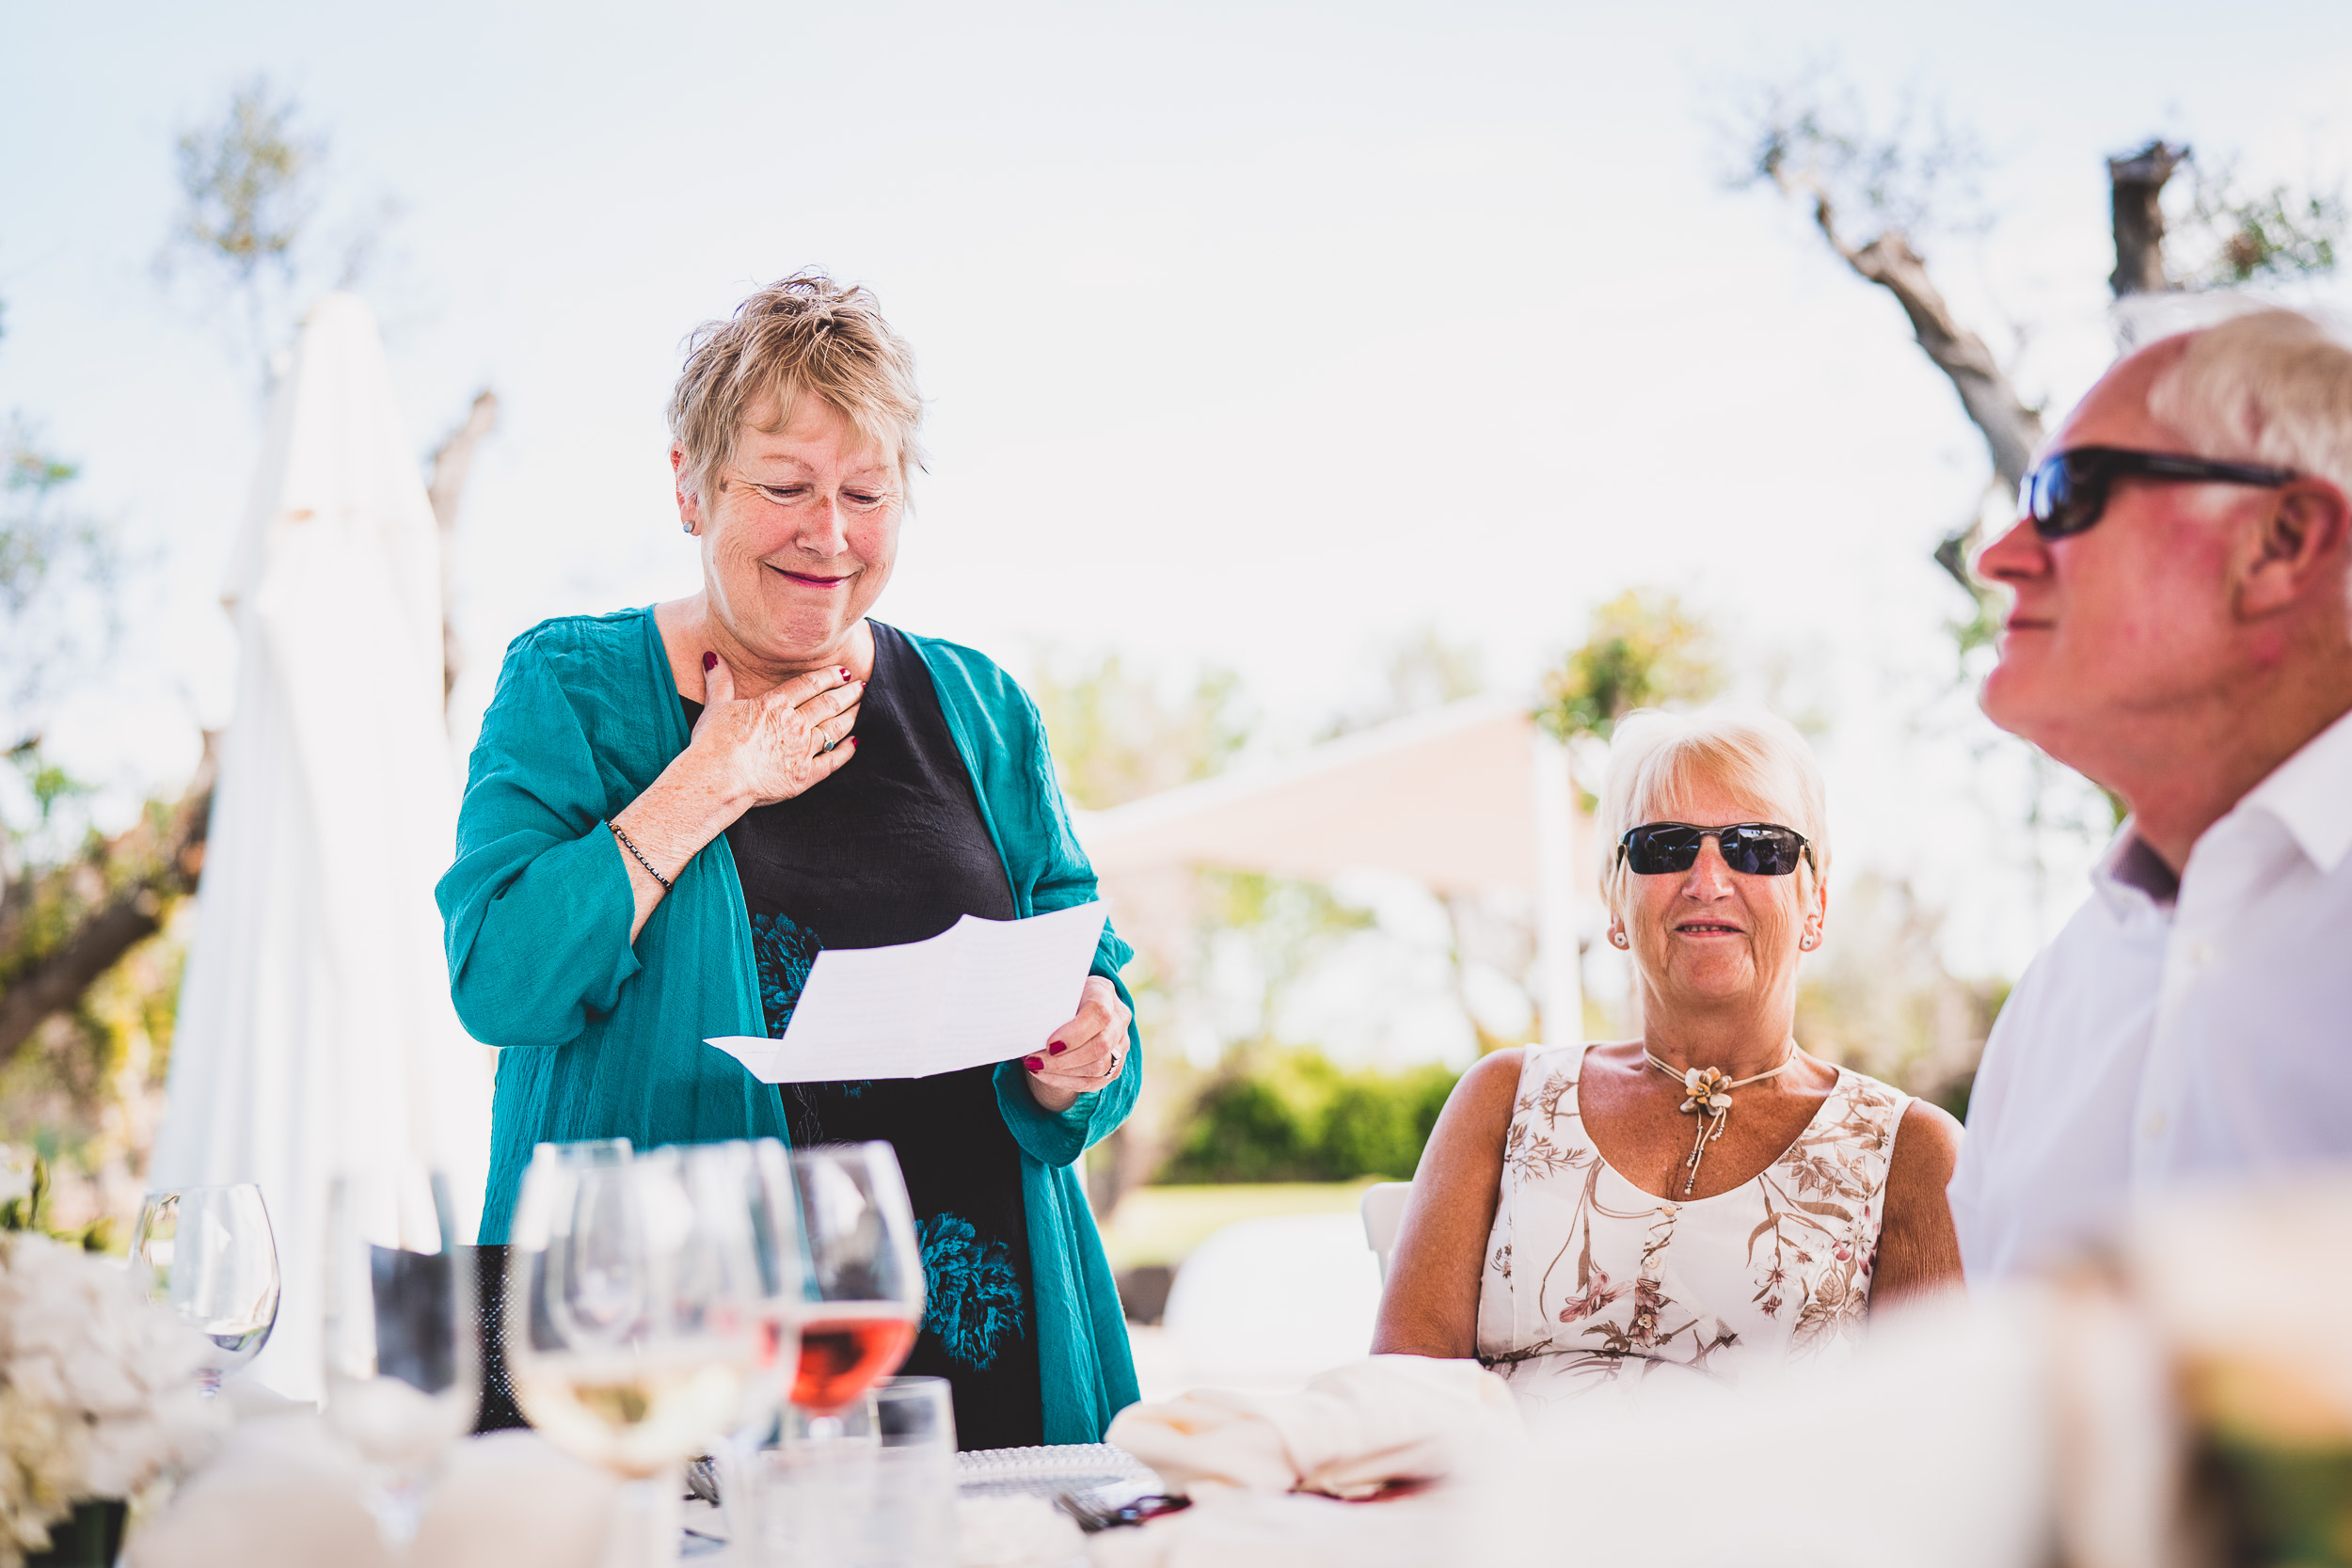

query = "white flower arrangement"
[0, 1232, 224, 1566]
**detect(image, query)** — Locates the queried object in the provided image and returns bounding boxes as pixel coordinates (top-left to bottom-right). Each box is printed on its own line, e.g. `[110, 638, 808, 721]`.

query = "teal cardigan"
[436, 606, 1141, 1442]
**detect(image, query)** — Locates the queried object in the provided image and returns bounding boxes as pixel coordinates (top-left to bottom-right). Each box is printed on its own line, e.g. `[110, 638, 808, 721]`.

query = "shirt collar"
[2237, 704, 2352, 875]
[2090, 822, 2178, 919]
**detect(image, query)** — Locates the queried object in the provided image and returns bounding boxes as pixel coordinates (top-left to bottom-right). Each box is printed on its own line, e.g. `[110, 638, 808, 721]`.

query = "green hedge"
[1156, 1050, 1461, 1184]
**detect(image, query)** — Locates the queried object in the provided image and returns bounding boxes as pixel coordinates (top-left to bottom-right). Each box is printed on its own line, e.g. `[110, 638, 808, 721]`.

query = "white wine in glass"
[506, 1143, 763, 1568]
[131, 1183, 281, 1395]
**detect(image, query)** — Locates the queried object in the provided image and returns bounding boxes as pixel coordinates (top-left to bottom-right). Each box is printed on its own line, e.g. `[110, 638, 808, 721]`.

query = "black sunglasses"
[2018, 446, 2297, 539]
[1617, 822, 1813, 878]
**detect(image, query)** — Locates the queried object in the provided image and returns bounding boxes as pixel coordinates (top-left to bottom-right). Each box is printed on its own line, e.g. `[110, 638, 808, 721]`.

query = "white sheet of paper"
[704, 901, 1109, 1084]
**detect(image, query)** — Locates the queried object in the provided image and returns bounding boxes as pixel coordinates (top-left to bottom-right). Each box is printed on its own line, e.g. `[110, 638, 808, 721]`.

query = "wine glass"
[320, 1164, 480, 1544]
[787, 1143, 924, 1441]
[131, 1183, 281, 1395]
[505, 1143, 764, 1568]
[679, 1140, 802, 1447]
[677, 1140, 806, 1542]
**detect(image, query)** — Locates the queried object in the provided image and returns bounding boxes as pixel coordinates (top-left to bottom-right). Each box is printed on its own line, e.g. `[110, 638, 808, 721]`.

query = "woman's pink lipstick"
[772, 567, 850, 588]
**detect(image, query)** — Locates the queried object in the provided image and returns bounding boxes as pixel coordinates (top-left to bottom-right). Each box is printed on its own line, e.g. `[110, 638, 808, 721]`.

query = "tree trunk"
[1775, 178, 2045, 502]
[425, 390, 500, 709]
[0, 738, 215, 1066]
[1844, 230, 2044, 495]
[2108, 141, 2186, 298]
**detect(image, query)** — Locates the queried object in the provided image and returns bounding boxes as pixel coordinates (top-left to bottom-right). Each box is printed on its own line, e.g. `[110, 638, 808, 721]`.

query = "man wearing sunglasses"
[1947, 309, 2352, 1280]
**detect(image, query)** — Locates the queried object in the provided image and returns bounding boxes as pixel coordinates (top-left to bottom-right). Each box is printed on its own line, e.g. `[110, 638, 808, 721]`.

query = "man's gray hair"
[2146, 308, 2352, 503]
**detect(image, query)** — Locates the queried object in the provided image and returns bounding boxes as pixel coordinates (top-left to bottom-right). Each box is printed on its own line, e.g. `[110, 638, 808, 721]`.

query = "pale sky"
[7, 0, 2351, 998]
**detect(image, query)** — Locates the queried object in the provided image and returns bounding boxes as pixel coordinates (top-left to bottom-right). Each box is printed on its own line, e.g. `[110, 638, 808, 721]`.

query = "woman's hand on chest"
[687, 652, 866, 812]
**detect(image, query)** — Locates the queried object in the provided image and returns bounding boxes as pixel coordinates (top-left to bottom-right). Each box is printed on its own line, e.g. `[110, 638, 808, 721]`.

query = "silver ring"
[818, 733, 838, 754]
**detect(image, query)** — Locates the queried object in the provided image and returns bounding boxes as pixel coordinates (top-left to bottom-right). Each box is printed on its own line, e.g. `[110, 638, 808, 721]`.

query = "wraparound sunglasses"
[2018, 446, 2297, 539]
[1617, 822, 1814, 878]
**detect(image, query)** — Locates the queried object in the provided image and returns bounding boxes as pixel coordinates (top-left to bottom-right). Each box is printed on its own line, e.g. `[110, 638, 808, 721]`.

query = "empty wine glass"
[506, 1142, 765, 1568]
[321, 1164, 480, 1544]
[131, 1183, 281, 1395]
[787, 1143, 923, 1441]
[680, 1140, 802, 1448]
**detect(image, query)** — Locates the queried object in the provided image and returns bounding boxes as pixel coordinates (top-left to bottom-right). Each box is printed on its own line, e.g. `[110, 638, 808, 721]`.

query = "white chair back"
[1359, 1181, 1413, 1282]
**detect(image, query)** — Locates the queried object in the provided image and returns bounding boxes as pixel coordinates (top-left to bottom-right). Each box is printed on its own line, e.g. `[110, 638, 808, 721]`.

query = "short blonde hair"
[1594, 706, 1831, 921]
[2146, 308, 2352, 503]
[668, 270, 925, 507]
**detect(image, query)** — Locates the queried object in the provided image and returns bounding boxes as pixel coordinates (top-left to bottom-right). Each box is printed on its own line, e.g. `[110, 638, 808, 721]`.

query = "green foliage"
[1534, 589, 1723, 743]
[1030, 651, 1248, 811]
[158, 77, 338, 383]
[1, 421, 116, 746]
[167, 77, 316, 290]
[1191, 868, 1377, 1045]
[1198, 868, 1371, 943]
[1156, 1048, 1459, 1183]
[8, 740, 95, 827]
[1733, 74, 1990, 246]
[1319, 626, 1486, 739]
[1793, 875, 2007, 1107]
[0, 1155, 117, 1252]
[2185, 167, 2345, 287]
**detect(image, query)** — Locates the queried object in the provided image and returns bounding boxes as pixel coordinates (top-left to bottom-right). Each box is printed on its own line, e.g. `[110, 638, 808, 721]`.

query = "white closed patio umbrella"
[151, 293, 490, 1402]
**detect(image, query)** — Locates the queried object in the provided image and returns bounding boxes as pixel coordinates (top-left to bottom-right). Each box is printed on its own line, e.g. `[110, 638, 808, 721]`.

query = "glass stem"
[598, 1466, 684, 1568]
[363, 1468, 432, 1547]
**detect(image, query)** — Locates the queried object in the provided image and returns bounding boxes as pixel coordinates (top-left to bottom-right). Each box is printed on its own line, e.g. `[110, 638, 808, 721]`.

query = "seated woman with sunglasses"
[1373, 707, 1962, 1412]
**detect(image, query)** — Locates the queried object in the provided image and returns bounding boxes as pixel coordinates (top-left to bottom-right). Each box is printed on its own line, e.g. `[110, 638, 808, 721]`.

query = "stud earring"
[682, 521, 695, 535]
[1610, 930, 1629, 949]
[1800, 932, 1819, 950]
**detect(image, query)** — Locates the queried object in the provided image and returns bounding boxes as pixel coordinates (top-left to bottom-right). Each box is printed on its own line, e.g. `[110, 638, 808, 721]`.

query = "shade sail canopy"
[1076, 697, 1596, 896]
[1073, 697, 1596, 1035]
[151, 293, 490, 1401]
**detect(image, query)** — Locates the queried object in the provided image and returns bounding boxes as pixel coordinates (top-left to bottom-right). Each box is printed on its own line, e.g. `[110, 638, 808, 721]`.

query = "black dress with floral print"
[685, 621, 1041, 1450]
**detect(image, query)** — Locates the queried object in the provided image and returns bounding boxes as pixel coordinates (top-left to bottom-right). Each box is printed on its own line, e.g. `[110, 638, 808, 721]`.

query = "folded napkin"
[1104, 1355, 1518, 1500]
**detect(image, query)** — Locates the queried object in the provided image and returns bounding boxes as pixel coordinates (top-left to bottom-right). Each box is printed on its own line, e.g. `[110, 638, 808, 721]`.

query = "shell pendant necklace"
[1642, 1045, 1800, 1196]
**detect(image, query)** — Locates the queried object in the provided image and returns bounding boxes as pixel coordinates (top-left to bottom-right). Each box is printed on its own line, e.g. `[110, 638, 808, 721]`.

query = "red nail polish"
[839, 667, 851, 679]
[702, 651, 717, 671]
[1025, 1057, 1041, 1072]
[1048, 1041, 1067, 1055]
[846, 736, 857, 748]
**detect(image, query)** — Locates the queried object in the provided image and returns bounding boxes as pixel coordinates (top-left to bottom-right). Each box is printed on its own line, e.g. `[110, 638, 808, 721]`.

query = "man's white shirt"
[1947, 705, 2352, 1280]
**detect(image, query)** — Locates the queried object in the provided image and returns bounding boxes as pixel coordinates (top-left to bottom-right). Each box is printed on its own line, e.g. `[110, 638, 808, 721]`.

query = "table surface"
[679, 1443, 1150, 1562]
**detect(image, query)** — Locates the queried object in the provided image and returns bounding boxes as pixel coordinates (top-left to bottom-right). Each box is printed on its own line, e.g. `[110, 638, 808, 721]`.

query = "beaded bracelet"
[610, 823, 673, 892]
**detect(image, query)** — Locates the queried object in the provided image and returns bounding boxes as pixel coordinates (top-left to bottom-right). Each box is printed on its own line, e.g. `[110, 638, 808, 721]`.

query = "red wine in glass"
[787, 1143, 926, 1433]
[790, 1305, 920, 1414]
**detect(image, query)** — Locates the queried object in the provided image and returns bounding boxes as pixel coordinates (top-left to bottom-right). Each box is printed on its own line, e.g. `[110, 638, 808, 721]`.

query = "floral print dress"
[1475, 1042, 1909, 1415]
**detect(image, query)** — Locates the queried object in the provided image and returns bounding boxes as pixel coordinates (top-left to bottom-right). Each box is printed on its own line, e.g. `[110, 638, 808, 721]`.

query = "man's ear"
[2239, 479, 2351, 617]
